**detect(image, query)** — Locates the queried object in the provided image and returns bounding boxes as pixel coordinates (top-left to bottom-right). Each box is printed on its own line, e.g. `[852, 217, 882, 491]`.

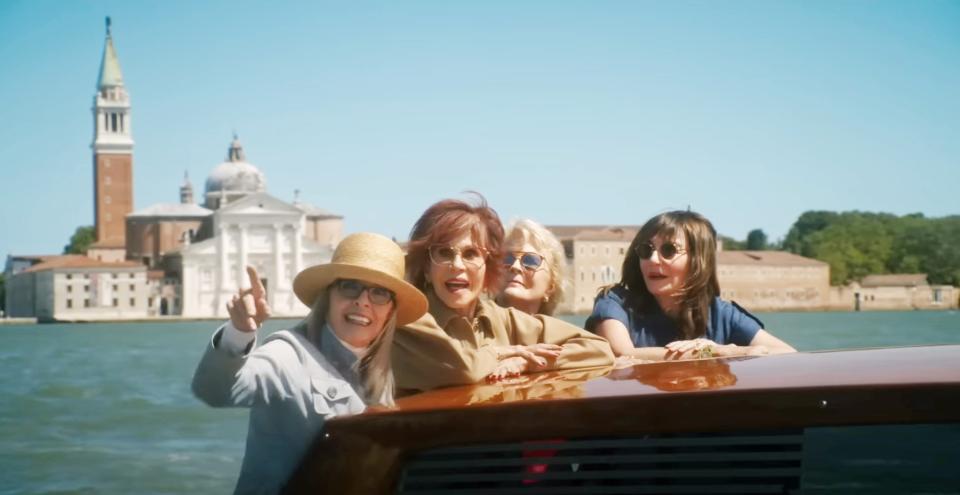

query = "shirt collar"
[426, 287, 493, 328]
[318, 324, 362, 385]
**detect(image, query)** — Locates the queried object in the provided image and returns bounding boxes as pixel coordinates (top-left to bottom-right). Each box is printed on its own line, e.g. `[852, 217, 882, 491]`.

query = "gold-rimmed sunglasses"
[503, 251, 545, 271]
[428, 244, 488, 267]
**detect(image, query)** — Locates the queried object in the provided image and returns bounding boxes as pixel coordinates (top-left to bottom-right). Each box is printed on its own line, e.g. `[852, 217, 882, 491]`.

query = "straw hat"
[293, 232, 427, 326]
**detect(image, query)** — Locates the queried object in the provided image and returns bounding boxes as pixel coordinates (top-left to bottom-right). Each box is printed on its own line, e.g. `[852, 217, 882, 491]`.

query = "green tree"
[0, 273, 5, 313]
[782, 211, 838, 256]
[719, 235, 745, 250]
[781, 210, 960, 286]
[811, 214, 894, 284]
[894, 216, 960, 286]
[64, 226, 96, 255]
[746, 229, 768, 250]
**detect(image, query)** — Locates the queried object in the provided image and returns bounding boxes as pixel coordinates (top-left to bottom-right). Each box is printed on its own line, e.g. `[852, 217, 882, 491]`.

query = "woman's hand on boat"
[495, 344, 563, 368]
[226, 266, 272, 332]
[486, 357, 529, 382]
[664, 338, 719, 360]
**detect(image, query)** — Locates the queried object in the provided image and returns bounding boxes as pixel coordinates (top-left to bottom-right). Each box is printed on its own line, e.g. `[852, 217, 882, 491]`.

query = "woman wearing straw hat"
[192, 232, 427, 495]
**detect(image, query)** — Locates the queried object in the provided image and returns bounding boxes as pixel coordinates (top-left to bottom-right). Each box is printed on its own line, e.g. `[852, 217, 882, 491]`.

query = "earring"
[543, 295, 550, 303]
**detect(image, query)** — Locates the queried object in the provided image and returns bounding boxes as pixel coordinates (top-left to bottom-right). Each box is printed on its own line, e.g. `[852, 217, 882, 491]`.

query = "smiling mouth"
[345, 314, 372, 326]
[445, 279, 470, 292]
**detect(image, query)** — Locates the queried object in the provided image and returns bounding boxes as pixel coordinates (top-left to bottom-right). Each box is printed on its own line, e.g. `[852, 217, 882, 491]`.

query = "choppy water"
[0, 311, 958, 494]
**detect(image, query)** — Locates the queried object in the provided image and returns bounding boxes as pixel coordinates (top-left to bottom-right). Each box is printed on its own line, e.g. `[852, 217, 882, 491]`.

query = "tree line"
[723, 211, 960, 286]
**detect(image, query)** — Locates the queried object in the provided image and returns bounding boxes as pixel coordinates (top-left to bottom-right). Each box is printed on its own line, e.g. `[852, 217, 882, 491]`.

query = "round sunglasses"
[636, 241, 687, 261]
[503, 252, 545, 271]
[333, 279, 395, 305]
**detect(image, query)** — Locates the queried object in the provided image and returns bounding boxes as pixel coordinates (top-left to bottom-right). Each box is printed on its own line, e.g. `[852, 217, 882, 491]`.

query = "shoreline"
[3, 307, 956, 325]
[1, 315, 305, 325]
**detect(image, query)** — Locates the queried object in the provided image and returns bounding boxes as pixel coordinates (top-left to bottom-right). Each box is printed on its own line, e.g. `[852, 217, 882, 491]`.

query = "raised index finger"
[246, 266, 266, 298]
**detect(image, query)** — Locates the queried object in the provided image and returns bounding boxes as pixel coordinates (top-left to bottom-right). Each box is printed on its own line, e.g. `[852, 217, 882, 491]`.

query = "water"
[0, 311, 958, 494]
[565, 309, 960, 351]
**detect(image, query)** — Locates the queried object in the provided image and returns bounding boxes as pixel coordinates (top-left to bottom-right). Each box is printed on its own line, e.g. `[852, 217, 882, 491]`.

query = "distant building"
[125, 193, 212, 268]
[4, 20, 344, 322]
[5, 255, 59, 278]
[174, 192, 333, 318]
[717, 251, 830, 311]
[550, 226, 637, 314]
[124, 136, 342, 319]
[88, 18, 134, 263]
[831, 274, 958, 311]
[4, 255, 149, 322]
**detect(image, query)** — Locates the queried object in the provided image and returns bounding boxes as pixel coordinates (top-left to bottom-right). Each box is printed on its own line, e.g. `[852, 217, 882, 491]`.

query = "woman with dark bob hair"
[586, 210, 796, 360]
[392, 194, 614, 390]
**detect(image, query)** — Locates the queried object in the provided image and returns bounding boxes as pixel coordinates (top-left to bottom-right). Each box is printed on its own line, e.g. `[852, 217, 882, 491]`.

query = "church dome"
[204, 136, 266, 196]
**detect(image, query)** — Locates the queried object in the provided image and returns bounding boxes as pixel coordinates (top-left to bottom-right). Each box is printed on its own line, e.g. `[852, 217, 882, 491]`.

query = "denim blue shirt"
[585, 286, 763, 347]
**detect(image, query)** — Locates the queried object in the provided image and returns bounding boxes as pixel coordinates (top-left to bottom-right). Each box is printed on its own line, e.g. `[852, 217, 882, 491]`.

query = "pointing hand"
[225, 266, 272, 332]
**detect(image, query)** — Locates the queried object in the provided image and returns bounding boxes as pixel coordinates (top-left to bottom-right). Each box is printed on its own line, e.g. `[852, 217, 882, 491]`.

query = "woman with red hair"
[393, 194, 614, 392]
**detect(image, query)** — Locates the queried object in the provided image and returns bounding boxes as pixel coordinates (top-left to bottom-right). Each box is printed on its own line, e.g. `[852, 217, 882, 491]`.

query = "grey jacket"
[192, 323, 366, 495]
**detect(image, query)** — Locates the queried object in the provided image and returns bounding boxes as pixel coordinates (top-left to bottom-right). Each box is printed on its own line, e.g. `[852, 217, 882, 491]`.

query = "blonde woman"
[192, 233, 427, 494]
[497, 218, 569, 316]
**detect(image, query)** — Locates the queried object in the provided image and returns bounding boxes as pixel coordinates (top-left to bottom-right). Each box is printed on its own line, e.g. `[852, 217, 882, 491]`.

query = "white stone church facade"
[178, 193, 332, 318]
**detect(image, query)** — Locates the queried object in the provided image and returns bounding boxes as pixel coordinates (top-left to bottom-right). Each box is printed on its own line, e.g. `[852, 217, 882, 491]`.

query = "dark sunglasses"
[333, 279, 395, 305]
[503, 252, 545, 271]
[636, 241, 687, 261]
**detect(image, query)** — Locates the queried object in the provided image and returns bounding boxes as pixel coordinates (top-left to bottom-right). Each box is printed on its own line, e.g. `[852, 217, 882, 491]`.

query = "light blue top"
[192, 322, 366, 494]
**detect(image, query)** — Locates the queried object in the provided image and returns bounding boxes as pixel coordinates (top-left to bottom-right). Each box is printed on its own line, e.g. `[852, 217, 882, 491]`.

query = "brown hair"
[614, 210, 720, 339]
[406, 193, 505, 294]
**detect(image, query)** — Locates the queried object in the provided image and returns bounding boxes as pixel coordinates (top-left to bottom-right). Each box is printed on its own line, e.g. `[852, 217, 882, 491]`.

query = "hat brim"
[293, 263, 427, 326]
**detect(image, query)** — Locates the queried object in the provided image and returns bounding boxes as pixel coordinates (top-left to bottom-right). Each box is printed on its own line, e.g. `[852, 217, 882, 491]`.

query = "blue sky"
[1, 0, 958, 259]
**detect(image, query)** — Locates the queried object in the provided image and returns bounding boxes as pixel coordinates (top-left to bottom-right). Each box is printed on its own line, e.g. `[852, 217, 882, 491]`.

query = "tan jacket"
[393, 290, 614, 392]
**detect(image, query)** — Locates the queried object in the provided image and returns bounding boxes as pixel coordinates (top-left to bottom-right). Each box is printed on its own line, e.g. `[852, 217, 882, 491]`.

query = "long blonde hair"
[305, 288, 397, 407]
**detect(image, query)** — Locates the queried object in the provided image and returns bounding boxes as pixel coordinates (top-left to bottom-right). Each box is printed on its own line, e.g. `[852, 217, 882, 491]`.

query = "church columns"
[272, 225, 283, 308]
[294, 226, 303, 277]
[218, 225, 228, 286]
[217, 224, 228, 311]
[239, 224, 249, 289]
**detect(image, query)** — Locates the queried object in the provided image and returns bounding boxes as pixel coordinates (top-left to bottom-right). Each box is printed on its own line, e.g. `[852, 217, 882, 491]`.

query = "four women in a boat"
[192, 197, 796, 494]
[586, 210, 796, 360]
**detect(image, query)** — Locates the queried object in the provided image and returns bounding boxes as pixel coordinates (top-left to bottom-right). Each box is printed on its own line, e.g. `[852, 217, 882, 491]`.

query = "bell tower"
[90, 17, 134, 261]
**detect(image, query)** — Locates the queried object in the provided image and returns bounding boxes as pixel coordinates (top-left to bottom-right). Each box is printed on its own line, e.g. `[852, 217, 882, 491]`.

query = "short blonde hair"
[503, 218, 569, 315]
